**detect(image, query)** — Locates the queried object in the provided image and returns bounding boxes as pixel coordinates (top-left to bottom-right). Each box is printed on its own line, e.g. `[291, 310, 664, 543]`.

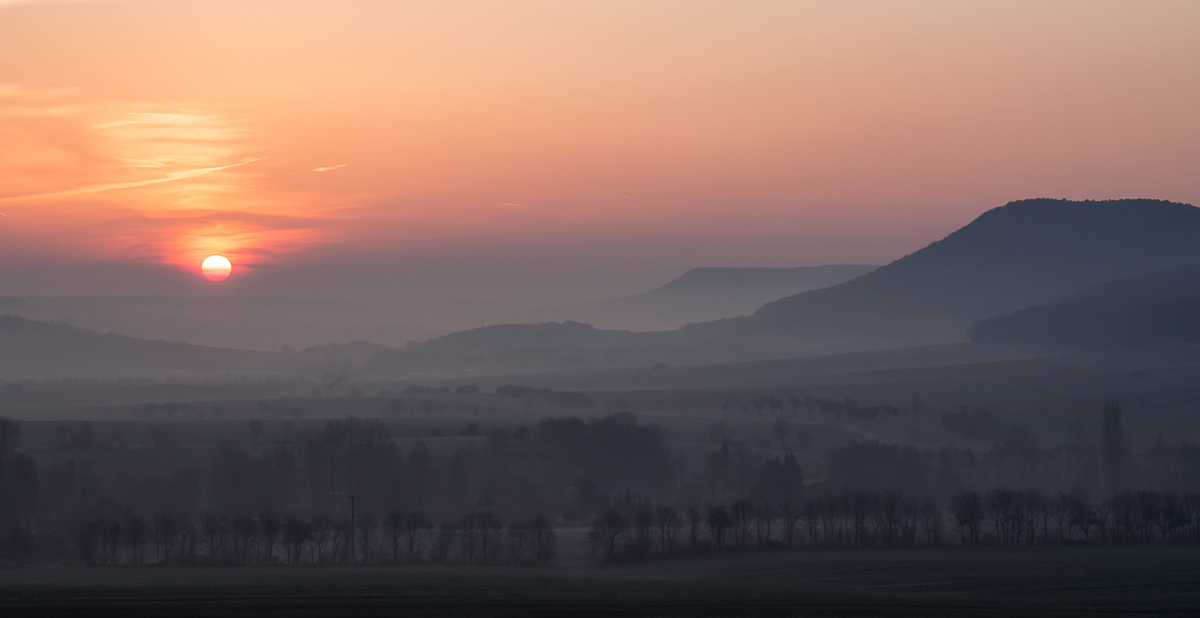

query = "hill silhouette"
[970, 262, 1200, 347]
[376, 199, 1200, 374]
[0, 315, 284, 379]
[705, 198, 1200, 348]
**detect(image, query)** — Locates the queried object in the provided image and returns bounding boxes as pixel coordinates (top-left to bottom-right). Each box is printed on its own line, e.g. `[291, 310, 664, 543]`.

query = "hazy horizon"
[3, 0, 1199, 305]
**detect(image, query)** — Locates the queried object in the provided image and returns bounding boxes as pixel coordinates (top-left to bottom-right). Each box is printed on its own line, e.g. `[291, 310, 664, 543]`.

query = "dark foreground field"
[2, 547, 1199, 617]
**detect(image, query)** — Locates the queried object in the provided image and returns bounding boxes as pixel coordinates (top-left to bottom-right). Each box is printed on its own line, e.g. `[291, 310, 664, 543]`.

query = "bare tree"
[780, 501, 800, 548]
[985, 489, 1015, 545]
[282, 517, 310, 565]
[404, 512, 433, 563]
[230, 516, 255, 566]
[706, 506, 731, 549]
[506, 522, 528, 564]
[260, 510, 280, 565]
[310, 516, 334, 565]
[527, 515, 557, 564]
[919, 500, 943, 545]
[591, 511, 629, 561]
[632, 506, 654, 558]
[201, 514, 224, 565]
[729, 501, 755, 550]
[754, 504, 773, 548]
[686, 507, 703, 550]
[152, 512, 178, 565]
[123, 510, 147, 566]
[477, 512, 503, 564]
[385, 512, 405, 564]
[654, 506, 681, 556]
[435, 523, 458, 563]
[357, 515, 376, 565]
[950, 492, 982, 545]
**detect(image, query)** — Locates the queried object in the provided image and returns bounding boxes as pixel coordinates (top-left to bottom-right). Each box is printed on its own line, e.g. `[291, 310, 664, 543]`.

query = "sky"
[0, 0, 1198, 303]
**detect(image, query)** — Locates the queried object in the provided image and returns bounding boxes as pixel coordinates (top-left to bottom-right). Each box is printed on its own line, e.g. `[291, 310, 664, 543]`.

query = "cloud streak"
[0, 157, 265, 203]
[312, 163, 347, 173]
[0, 83, 340, 268]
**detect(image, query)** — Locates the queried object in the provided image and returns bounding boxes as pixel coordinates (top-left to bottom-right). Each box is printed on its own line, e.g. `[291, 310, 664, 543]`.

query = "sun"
[201, 255, 232, 281]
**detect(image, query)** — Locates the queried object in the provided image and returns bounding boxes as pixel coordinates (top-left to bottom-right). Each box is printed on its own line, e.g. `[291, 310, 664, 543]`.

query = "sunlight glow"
[201, 255, 232, 281]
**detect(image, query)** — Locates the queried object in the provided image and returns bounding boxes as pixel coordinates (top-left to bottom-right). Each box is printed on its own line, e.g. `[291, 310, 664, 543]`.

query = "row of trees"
[948, 488, 1200, 546]
[67, 510, 556, 568]
[588, 488, 1200, 562]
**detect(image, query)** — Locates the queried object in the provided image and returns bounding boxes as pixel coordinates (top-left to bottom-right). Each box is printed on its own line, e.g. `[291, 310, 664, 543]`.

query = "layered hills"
[375, 199, 1200, 375]
[8, 198, 1200, 379]
[729, 198, 1200, 345]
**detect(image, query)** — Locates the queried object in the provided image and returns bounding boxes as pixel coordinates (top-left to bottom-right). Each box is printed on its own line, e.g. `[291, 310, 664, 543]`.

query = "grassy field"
[3, 547, 1199, 616]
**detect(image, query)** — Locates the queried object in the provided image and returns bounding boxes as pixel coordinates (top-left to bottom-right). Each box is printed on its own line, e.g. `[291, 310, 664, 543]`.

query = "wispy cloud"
[312, 163, 347, 173]
[0, 83, 334, 267]
[0, 157, 265, 203]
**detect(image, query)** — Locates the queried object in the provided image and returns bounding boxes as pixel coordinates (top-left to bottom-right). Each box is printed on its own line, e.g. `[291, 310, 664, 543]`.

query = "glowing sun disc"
[201, 255, 232, 281]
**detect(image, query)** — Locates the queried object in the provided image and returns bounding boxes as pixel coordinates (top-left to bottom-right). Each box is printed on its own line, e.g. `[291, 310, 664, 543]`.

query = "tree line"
[588, 487, 1200, 563]
[67, 509, 555, 568]
[6, 400, 1200, 566]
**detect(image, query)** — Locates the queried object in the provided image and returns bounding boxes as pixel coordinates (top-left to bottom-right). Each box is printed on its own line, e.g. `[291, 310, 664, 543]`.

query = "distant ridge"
[0, 315, 281, 379]
[533, 264, 876, 331]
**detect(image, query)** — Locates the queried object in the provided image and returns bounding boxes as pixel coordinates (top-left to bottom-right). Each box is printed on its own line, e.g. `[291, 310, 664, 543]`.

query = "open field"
[3, 547, 1200, 617]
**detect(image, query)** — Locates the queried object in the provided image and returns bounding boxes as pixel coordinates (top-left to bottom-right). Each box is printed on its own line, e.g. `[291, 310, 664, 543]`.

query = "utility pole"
[348, 494, 357, 567]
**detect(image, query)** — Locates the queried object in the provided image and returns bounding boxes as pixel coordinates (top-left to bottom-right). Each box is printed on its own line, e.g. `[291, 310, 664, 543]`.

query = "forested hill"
[970, 262, 1200, 347]
[710, 199, 1200, 345]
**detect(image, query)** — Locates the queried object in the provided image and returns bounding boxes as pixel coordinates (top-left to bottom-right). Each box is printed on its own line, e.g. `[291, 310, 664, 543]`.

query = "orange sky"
[1, 1, 1198, 299]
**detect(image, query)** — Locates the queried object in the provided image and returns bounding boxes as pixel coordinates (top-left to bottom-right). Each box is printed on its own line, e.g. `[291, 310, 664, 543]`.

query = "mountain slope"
[970, 263, 1200, 347]
[711, 199, 1200, 346]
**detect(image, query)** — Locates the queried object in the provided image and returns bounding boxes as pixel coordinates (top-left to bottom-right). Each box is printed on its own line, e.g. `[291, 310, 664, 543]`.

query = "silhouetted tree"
[654, 505, 681, 555]
[527, 515, 556, 564]
[706, 506, 731, 549]
[260, 510, 280, 565]
[591, 510, 629, 561]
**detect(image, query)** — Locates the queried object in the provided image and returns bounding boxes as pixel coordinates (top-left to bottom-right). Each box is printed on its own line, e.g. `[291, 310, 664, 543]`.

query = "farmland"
[3, 546, 1199, 617]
